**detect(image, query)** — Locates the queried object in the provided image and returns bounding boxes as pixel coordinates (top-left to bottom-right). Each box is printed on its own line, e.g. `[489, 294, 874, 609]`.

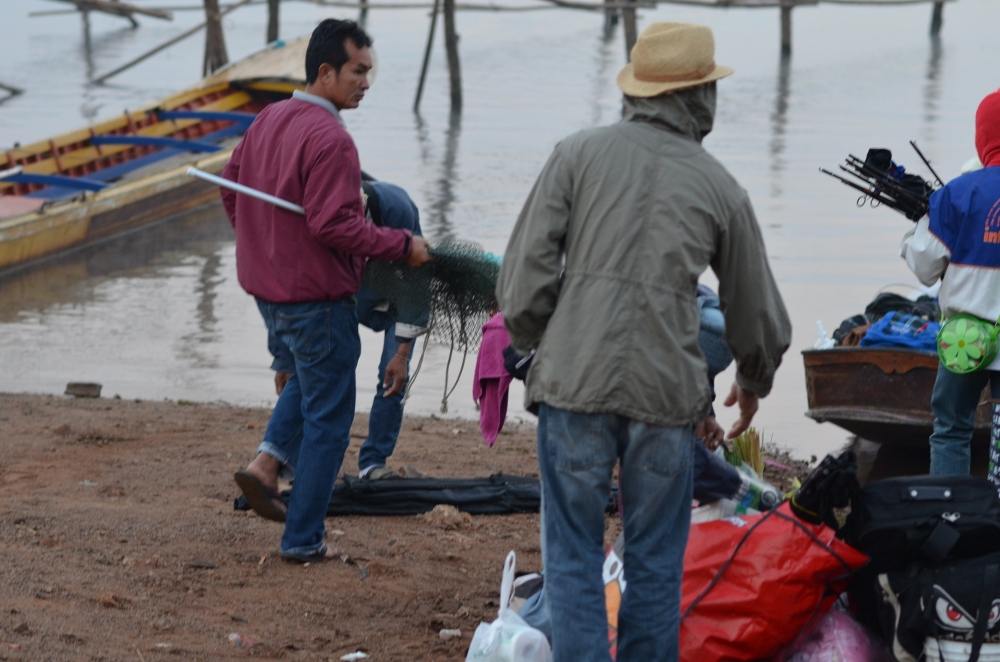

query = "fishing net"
[361, 239, 501, 350]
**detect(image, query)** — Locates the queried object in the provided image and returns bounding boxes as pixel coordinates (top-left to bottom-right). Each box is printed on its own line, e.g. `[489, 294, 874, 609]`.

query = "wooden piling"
[443, 0, 463, 112]
[266, 0, 279, 43]
[202, 0, 230, 76]
[91, 0, 252, 84]
[779, 0, 793, 57]
[621, 0, 637, 61]
[929, 0, 944, 35]
[413, 0, 440, 112]
[603, 0, 619, 34]
[359, 0, 370, 28]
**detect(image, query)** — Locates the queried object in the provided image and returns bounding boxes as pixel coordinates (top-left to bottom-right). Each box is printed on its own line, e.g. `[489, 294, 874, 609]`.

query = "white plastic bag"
[466, 551, 552, 662]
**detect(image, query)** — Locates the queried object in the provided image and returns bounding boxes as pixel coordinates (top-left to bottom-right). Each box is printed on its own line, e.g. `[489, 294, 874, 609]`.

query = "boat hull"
[0, 152, 229, 275]
[802, 347, 993, 446]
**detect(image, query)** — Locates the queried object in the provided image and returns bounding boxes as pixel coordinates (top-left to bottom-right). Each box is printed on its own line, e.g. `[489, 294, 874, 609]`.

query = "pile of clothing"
[833, 292, 941, 351]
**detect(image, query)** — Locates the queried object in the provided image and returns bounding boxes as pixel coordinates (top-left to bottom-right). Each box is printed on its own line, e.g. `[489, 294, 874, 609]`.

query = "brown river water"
[1, 0, 998, 461]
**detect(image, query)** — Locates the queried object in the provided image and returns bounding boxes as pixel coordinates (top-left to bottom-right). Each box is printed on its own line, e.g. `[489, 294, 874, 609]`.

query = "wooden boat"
[803, 347, 994, 446]
[0, 37, 309, 275]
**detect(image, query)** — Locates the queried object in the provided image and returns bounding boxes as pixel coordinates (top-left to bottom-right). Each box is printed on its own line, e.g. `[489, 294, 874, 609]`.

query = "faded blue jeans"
[537, 404, 694, 662]
[355, 289, 411, 472]
[256, 298, 360, 557]
[929, 365, 1000, 475]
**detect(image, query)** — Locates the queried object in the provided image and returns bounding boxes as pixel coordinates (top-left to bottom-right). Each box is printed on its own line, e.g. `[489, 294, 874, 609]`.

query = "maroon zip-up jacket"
[221, 93, 409, 303]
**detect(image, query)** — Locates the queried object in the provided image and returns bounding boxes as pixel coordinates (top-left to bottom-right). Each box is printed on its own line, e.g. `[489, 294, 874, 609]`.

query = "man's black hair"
[305, 19, 372, 84]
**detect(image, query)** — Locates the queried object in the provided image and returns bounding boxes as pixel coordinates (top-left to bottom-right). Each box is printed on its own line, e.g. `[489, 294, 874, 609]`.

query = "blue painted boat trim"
[3, 172, 106, 191]
[90, 135, 221, 153]
[24, 124, 247, 201]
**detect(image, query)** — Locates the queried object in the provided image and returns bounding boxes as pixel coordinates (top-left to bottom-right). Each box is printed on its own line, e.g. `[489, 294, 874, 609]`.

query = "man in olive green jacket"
[497, 22, 791, 662]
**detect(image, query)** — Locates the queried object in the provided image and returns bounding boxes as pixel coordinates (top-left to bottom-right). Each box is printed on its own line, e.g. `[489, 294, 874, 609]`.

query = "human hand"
[695, 415, 725, 451]
[383, 352, 410, 397]
[723, 383, 759, 439]
[275, 371, 292, 396]
[405, 236, 432, 268]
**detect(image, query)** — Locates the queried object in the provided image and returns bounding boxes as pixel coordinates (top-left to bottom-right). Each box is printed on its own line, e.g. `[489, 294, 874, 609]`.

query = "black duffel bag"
[843, 475, 1000, 645]
[844, 475, 1000, 573]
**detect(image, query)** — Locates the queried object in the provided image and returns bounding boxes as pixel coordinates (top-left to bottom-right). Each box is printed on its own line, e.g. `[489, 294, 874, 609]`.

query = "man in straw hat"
[498, 22, 790, 660]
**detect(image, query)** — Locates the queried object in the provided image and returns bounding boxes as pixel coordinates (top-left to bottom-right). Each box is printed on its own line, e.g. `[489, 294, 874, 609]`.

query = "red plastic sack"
[679, 503, 868, 661]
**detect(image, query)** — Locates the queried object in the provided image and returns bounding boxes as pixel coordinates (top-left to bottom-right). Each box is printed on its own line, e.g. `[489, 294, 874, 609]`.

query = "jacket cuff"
[400, 231, 412, 262]
[736, 371, 773, 398]
[395, 323, 427, 340]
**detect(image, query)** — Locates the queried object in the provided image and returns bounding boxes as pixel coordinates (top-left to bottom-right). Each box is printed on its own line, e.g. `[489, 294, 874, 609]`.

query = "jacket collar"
[622, 83, 716, 143]
[292, 90, 344, 126]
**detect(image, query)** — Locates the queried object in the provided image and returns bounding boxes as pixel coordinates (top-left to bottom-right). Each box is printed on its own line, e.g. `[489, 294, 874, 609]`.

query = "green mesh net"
[362, 240, 501, 350]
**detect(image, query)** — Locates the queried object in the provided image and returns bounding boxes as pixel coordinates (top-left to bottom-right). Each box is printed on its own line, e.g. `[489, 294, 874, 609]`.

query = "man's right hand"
[406, 236, 432, 268]
[723, 383, 760, 439]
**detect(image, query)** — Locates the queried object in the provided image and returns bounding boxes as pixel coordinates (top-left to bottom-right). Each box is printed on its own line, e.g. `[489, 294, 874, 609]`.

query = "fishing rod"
[820, 147, 937, 222]
[909, 140, 945, 188]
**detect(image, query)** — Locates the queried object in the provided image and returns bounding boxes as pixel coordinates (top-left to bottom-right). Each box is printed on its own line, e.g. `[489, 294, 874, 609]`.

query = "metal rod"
[187, 167, 305, 214]
[0, 166, 25, 181]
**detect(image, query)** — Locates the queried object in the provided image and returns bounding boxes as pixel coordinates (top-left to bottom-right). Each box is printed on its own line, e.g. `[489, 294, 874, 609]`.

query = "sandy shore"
[0, 392, 804, 661]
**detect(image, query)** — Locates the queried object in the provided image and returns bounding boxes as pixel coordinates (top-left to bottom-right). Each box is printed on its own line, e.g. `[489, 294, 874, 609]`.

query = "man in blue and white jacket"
[902, 89, 1000, 475]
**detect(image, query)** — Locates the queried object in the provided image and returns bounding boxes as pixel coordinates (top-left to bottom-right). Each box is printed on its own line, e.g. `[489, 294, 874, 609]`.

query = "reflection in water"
[0, 208, 233, 324]
[922, 35, 943, 143]
[769, 56, 791, 199]
[177, 250, 226, 370]
[591, 20, 617, 127]
[416, 111, 462, 243]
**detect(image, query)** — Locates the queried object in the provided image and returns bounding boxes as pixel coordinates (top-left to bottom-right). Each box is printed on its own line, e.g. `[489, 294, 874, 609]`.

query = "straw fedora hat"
[617, 22, 733, 98]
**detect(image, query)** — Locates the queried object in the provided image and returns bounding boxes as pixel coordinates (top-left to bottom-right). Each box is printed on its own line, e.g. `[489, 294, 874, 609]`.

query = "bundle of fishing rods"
[820, 141, 944, 222]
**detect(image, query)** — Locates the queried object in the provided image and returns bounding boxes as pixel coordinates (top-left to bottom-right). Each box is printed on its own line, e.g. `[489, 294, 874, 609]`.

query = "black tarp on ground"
[233, 474, 542, 516]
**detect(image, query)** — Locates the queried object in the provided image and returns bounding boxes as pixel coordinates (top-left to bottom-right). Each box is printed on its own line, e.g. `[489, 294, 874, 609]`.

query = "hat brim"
[616, 64, 734, 98]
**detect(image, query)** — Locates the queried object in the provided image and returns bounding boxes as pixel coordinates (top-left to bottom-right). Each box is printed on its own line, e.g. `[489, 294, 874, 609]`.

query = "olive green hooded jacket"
[497, 85, 792, 426]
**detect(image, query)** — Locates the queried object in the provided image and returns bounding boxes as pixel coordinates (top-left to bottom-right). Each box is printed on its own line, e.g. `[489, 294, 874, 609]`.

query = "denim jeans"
[256, 298, 360, 557]
[355, 290, 411, 471]
[929, 365, 999, 475]
[537, 404, 694, 662]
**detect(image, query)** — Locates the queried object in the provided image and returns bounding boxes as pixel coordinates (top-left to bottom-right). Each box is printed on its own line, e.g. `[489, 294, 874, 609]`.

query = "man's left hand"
[383, 352, 410, 397]
[275, 371, 292, 396]
[695, 415, 725, 451]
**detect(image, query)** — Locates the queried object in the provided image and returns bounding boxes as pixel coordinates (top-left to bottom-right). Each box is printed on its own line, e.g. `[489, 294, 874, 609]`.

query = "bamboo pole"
[443, 0, 462, 112]
[413, 0, 441, 112]
[42, 0, 172, 21]
[266, 0, 280, 42]
[91, 0, 252, 84]
[203, 0, 230, 76]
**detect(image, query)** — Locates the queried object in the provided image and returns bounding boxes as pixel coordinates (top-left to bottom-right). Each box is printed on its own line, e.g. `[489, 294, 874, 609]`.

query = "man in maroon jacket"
[222, 19, 430, 562]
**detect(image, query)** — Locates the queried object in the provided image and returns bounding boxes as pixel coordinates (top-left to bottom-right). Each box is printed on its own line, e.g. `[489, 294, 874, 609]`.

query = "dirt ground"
[0, 393, 806, 661]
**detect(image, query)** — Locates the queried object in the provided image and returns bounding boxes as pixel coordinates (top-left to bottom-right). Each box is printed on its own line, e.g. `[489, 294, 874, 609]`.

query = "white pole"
[186, 166, 305, 215]
[0, 166, 24, 181]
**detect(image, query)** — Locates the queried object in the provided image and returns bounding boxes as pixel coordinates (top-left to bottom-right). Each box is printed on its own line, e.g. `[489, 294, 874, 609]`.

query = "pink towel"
[473, 313, 514, 446]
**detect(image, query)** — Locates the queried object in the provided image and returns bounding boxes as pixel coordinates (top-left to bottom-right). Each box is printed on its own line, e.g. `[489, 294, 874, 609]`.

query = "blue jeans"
[929, 365, 999, 475]
[355, 289, 411, 471]
[537, 404, 694, 662]
[256, 299, 360, 557]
